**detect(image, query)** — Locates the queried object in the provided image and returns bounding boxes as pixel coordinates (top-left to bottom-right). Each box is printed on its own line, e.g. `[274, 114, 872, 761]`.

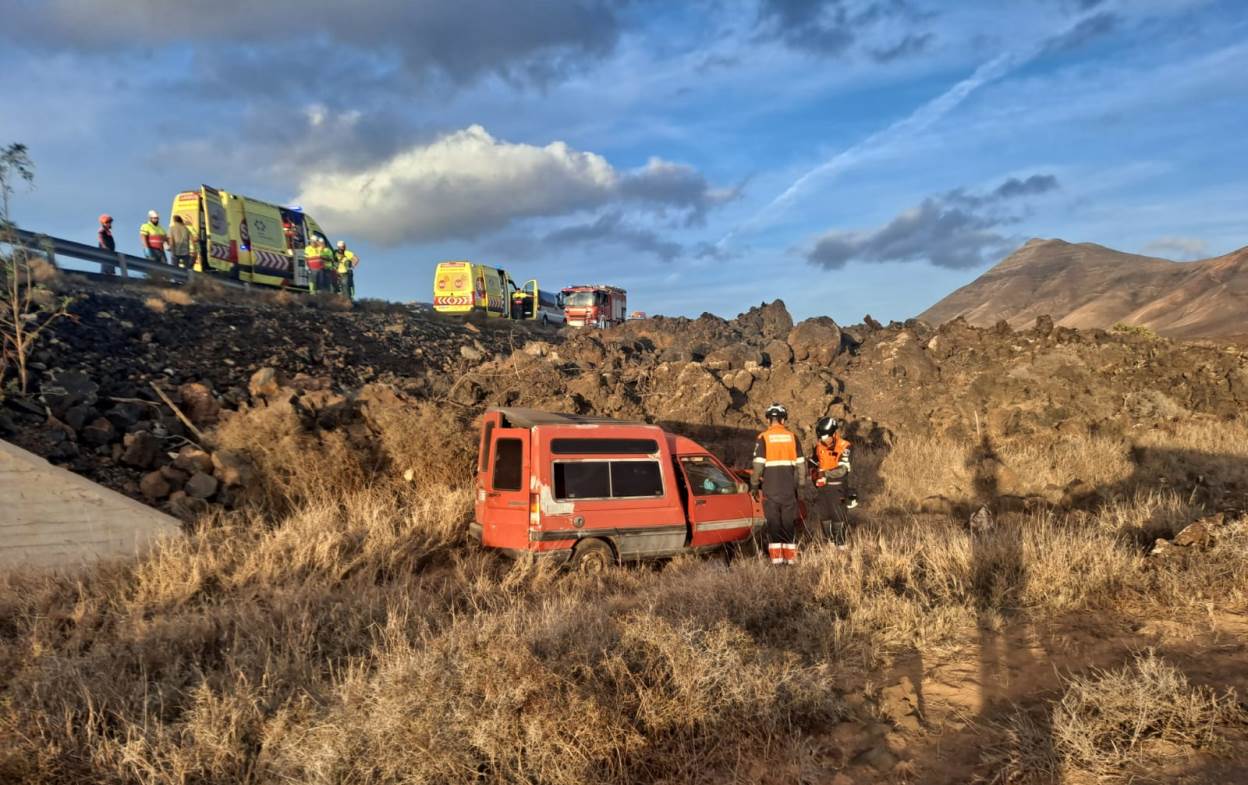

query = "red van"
[469, 408, 764, 570]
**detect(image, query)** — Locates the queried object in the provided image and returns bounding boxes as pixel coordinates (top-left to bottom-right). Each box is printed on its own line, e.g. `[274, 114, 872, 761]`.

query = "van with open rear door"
[469, 408, 764, 570]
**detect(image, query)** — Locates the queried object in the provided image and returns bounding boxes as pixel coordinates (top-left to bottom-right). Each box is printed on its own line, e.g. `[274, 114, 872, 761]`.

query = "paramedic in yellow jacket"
[335, 240, 358, 298]
[139, 210, 168, 265]
[750, 402, 804, 565]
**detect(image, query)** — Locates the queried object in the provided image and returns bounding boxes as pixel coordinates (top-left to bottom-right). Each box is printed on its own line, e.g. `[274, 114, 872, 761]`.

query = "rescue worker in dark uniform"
[750, 402, 804, 565]
[809, 417, 859, 548]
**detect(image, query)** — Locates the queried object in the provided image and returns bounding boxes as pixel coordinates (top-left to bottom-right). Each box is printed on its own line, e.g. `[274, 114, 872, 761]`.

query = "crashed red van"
[469, 408, 764, 569]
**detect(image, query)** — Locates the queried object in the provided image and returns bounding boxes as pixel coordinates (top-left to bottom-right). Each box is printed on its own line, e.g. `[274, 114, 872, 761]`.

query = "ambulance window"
[493, 438, 523, 491]
[611, 461, 663, 498]
[554, 462, 610, 499]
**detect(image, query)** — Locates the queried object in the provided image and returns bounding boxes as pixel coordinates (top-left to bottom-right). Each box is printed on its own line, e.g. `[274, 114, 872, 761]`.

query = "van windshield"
[565, 292, 594, 307]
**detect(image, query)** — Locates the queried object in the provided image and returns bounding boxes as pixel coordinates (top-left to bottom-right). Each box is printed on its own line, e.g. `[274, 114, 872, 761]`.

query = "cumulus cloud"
[807, 174, 1060, 269]
[1142, 236, 1209, 260]
[0, 1, 624, 88]
[296, 125, 728, 246]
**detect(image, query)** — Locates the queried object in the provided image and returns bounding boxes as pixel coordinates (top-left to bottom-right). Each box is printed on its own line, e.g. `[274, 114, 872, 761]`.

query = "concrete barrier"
[0, 438, 182, 570]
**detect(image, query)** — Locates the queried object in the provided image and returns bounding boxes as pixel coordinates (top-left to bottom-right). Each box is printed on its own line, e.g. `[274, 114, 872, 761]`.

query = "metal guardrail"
[8, 227, 250, 291]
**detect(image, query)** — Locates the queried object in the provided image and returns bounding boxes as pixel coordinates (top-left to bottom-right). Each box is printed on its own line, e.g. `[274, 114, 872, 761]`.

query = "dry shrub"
[27, 257, 62, 287]
[1052, 650, 1244, 776]
[363, 396, 478, 489]
[144, 296, 167, 313]
[264, 288, 297, 307]
[212, 398, 380, 515]
[183, 274, 226, 300]
[158, 287, 194, 306]
[983, 651, 1245, 783]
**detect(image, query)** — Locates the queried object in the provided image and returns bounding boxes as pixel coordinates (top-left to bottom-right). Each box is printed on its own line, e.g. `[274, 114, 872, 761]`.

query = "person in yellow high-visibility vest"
[305, 237, 333, 294]
[139, 210, 168, 265]
[335, 240, 359, 299]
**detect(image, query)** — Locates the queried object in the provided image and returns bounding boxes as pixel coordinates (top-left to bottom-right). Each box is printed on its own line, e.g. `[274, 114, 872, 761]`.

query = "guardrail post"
[118, 253, 128, 279]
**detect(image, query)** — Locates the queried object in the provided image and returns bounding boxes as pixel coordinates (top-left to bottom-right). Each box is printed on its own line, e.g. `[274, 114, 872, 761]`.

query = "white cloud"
[1142, 235, 1208, 259]
[296, 125, 725, 246]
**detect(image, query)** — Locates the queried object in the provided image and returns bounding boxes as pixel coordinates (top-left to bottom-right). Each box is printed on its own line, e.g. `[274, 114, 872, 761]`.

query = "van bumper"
[467, 522, 573, 565]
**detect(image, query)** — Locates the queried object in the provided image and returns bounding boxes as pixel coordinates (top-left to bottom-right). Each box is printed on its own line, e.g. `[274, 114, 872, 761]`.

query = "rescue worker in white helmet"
[334, 240, 359, 299]
[750, 402, 804, 565]
[808, 416, 858, 549]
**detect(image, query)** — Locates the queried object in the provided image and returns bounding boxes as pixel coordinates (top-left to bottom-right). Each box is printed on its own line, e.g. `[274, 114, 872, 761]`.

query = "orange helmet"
[99, 213, 113, 225]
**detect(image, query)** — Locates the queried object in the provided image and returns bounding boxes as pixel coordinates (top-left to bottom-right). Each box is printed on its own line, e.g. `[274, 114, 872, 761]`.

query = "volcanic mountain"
[919, 239, 1248, 339]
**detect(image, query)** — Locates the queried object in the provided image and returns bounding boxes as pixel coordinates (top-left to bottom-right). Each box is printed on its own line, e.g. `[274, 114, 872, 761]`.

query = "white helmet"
[147, 210, 159, 220]
[764, 402, 788, 422]
[336, 240, 346, 249]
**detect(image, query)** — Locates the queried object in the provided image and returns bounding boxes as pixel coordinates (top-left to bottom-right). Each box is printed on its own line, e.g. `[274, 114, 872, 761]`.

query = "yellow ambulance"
[432, 261, 563, 323]
[433, 261, 512, 317]
[169, 186, 332, 289]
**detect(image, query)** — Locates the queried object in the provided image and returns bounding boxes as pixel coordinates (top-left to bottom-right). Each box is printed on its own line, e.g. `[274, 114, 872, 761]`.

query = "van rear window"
[553, 460, 663, 500]
[550, 438, 658, 455]
[493, 438, 523, 491]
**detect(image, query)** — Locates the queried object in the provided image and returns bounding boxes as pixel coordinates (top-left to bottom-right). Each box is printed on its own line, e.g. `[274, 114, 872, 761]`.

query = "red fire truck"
[561, 284, 627, 328]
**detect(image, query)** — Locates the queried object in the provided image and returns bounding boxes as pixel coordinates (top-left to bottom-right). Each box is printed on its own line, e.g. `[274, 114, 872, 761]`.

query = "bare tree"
[1, 143, 75, 397]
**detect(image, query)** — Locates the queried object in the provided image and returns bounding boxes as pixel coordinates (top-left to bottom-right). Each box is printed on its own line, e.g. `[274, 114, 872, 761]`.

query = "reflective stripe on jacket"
[140, 222, 167, 249]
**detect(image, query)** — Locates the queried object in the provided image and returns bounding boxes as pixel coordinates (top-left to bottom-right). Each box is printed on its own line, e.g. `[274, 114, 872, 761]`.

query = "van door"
[482, 428, 531, 550]
[679, 454, 757, 548]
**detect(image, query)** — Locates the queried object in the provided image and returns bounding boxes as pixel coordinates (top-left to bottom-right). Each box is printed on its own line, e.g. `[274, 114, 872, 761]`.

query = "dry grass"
[984, 650, 1245, 783]
[2, 405, 1247, 784]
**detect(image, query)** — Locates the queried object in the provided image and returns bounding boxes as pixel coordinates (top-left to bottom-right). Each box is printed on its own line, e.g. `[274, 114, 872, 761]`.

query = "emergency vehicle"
[169, 186, 330, 289]
[561, 284, 627, 328]
[432, 261, 563, 324]
[470, 408, 764, 570]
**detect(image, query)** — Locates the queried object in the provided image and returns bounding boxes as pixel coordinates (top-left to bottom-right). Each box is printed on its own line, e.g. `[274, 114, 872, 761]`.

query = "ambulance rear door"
[281, 208, 309, 289]
[201, 185, 234, 275]
[170, 191, 203, 271]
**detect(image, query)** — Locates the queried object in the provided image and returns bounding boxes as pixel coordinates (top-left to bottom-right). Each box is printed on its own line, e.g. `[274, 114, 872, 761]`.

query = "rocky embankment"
[1, 288, 546, 517]
[4, 284, 1248, 521]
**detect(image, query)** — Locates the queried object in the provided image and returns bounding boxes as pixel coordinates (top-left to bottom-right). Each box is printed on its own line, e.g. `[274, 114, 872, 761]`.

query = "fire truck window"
[680, 458, 738, 496]
[492, 438, 523, 491]
[554, 462, 610, 499]
[611, 461, 663, 498]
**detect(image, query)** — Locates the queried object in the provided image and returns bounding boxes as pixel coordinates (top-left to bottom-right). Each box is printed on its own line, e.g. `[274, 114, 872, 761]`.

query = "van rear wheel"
[570, 538, 614, 574]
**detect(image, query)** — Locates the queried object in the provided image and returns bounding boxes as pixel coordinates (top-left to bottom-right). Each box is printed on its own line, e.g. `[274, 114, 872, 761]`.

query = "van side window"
[493, 438, 523, 491]
[680, 457, 739, 496]
[554, 462, 610, 499]
[553, 460, 663, 500]
[611, 461, 663, 497]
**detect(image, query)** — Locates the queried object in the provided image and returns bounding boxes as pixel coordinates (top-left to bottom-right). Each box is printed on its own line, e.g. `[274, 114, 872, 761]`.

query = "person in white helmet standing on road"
[139, 210, 168, 266]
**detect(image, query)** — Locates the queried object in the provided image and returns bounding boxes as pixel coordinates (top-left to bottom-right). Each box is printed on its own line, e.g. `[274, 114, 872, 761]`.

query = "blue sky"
[1, 0, 1245, 323]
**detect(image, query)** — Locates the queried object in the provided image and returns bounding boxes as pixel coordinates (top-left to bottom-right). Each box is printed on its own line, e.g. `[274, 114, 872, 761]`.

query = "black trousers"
[813, 481, 851, 544]
[764, 495, 799, 547]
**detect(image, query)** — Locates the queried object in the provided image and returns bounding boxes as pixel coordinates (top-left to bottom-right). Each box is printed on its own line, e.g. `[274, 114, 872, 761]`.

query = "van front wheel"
[570, 538, 614, 574]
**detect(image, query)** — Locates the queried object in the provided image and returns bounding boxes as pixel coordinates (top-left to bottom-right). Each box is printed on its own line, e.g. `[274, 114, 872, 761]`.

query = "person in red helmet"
[97, 214, 116, 275]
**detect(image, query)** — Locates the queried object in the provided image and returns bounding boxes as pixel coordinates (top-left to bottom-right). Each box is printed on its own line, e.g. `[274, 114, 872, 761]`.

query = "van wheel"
[570, 538, 614, 574]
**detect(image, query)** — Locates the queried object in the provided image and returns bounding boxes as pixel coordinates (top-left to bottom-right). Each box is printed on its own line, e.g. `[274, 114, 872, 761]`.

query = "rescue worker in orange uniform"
[750, 402, 804, 565]
[809, 417, 858, 548]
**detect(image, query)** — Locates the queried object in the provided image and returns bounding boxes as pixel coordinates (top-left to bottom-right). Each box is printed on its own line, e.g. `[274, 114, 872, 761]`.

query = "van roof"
[491, 407, 645, 428]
